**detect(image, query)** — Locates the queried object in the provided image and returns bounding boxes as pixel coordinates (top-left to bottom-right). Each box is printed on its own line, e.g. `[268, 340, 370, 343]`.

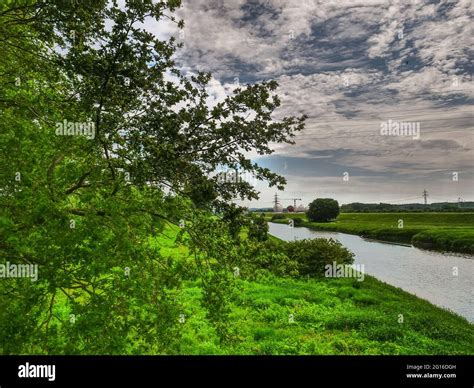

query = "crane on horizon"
[272, 194, 302, 210]
[281, 197, 302, 208]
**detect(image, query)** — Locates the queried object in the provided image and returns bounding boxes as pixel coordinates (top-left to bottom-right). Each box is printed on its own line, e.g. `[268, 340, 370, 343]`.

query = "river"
[268, 222, 474, 323]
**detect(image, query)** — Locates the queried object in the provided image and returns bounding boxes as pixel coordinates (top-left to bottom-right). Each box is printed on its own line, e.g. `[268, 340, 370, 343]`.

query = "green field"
[151, 227, 474, 355]
[10, 224, 473, 355]
[267, 212, 474, 254]
[175, 276, 474, 354]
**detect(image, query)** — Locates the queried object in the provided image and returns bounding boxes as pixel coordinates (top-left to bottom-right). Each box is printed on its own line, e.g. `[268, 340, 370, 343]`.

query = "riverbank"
[156, 228, 474, 355]
[268, 221, 474, 323]
[267, 212, 474, 254]
[177, 274, 474, 355]
[29, 225, 473, 355]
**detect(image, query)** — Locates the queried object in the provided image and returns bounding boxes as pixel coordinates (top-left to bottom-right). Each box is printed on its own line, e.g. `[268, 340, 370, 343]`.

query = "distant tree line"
[341, 202, 474, 212]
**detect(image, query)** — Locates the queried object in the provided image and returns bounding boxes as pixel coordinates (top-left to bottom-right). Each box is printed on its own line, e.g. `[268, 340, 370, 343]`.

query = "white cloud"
[148, 0, 474, 204]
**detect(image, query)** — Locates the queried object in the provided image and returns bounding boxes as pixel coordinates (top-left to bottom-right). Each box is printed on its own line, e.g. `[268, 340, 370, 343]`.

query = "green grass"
[176, 275, 474, 355]
[269, 212, 474, 254]
[149, 227, 474, 355]
[40, 224, 473, 355]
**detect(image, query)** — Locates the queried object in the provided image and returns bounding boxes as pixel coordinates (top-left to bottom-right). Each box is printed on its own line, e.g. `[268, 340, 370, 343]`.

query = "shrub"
[293, 218, 303, 226]
[271, 214, 286, 221]
[283, 238, 354, 277]
[248, 214, 269, 241]
[239, 239, 299, 279]
[307, 198, 340, 222]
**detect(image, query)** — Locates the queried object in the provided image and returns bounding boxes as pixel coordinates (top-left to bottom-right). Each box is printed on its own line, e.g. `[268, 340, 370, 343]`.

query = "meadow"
[153, 227, 474, 355]
[11, 223, 473, 355]
[267, 212, 474, 254]
[175, 276, 474, 354]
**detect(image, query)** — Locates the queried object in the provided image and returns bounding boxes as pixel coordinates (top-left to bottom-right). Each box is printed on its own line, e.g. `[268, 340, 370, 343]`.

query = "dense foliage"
[0, 0, 305, 353]
[284, 238, 354, 278]
[307, 198, 340, 222]
[292, 218, 303, 227]
[248, 213, 269, 242]
[271, 214, 286, 221]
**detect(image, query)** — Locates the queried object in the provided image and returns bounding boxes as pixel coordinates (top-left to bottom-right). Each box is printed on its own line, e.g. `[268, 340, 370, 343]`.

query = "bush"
[248, 214, 269, 241]
[283, 238, 354, 277]
[293, 218, 303, 226]
[271, 214, 286, 221]
[239, 239, 299, 279]
[307, 198, 340, 222]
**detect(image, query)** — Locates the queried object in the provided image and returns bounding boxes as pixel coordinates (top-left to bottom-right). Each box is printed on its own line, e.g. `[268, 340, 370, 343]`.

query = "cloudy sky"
[157, 0, 473, 207]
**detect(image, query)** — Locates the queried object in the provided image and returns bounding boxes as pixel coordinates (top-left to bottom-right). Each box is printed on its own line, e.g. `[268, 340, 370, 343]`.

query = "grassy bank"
[267, 212, 474, 254]
[31, 225, 473, 355]
[177, 275, 474, 354]
[154, 228, 474, 355]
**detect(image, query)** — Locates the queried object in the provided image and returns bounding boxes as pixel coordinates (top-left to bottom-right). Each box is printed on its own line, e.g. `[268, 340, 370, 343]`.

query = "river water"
[268, 222, 474, 323]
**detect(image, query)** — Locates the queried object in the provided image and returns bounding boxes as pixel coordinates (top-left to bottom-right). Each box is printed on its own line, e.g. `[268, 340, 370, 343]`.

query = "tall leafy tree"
[307, 198, 340, 222]
[0, 0, 305, 353]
